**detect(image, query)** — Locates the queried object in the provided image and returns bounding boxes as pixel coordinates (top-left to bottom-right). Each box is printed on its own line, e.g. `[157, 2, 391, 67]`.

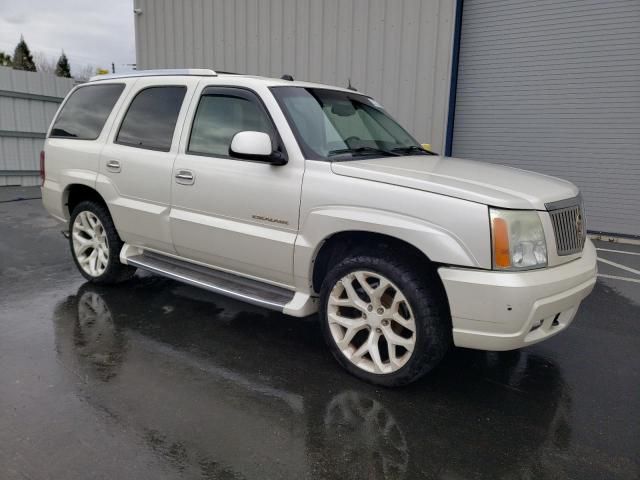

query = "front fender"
[293, 205, 488, 290]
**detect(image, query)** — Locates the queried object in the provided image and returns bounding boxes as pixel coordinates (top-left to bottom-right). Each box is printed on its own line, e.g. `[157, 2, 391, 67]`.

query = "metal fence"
[0, 66, 74, 186]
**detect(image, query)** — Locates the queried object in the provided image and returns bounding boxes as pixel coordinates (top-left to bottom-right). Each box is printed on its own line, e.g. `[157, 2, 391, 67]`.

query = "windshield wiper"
[327, 146, 400, 158]
[391, 145, 436, 156]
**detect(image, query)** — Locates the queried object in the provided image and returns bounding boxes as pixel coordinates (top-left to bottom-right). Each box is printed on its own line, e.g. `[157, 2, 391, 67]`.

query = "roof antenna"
[281, 74, 294, 81]
[347, 78, 357, 91]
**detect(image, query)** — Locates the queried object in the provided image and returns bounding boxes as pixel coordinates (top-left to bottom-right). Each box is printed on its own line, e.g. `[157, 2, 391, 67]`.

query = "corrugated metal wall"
[133, 0, 456, 151]
[452, 0, 640, 237]
[0, 67, 74, 186]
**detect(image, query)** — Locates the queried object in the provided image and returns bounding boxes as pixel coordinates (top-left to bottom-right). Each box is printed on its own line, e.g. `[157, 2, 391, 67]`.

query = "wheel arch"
[296, 207, 483, 294]
[64, 183, 109, 219]
[310, 230, 437, 294]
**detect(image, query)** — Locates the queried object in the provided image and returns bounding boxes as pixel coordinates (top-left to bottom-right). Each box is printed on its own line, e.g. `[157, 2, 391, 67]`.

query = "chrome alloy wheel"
[327, 271, 417, 374]
[72, 211, 109, 277]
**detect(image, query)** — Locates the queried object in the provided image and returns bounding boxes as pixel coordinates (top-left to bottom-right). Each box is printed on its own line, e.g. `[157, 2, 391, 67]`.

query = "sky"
[0, 0, 136, 76]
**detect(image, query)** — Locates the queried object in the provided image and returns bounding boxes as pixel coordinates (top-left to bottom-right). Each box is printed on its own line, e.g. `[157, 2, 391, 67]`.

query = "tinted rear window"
[50, 84, 124, 139]
[116, 86, 186, 152]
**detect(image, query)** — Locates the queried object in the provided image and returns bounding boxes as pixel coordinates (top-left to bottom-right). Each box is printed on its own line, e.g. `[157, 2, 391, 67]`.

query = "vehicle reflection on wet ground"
[1, 194, 639, 479]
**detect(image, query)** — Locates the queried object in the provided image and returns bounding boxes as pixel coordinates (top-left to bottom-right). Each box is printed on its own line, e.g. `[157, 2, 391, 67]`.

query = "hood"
[331, 155, 579, 210]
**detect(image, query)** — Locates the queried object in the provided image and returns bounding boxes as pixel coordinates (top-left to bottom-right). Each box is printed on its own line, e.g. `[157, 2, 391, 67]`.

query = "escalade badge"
[252, 214, 289, 225]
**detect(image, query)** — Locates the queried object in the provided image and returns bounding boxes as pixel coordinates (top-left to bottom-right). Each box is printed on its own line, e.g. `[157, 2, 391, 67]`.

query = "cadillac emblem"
[575, 212, 584, 237]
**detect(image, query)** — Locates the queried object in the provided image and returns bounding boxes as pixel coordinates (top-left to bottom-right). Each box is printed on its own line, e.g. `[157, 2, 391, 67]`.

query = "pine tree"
[12, 36, 37, 71]
[0, 51, 12, 67]
[55, 51, 71, 78]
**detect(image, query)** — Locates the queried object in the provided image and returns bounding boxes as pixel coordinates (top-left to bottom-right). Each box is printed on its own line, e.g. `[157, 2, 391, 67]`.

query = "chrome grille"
[546, 197, 586, 256]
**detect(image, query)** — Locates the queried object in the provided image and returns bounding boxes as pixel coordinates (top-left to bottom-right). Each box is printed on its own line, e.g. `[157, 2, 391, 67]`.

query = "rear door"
[97, 78, 196, 253]
[170, 83, 304, 287]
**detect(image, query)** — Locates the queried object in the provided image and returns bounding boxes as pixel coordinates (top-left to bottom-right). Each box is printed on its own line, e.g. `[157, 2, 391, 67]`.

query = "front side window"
[270, 86, 428, 160]
[50, 84, 124, 140]
[116, 86, 186, 152]
[188, 89, 276, 157]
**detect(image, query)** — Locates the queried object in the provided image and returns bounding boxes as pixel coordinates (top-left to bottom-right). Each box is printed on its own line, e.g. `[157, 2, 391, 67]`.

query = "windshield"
[270, 86, 432, 161]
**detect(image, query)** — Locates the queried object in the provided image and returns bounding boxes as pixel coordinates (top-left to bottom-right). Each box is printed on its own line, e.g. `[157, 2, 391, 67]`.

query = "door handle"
[106, 160, 121, 172]
[175, 169, 195, 185]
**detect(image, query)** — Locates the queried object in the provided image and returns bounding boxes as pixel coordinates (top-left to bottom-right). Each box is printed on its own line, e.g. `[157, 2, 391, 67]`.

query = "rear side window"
[116, 86, 187, 152]
[50, 84, 124, 139]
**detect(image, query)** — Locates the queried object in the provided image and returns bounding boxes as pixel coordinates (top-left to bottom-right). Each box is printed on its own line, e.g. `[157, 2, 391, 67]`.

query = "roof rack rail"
[89, 68, 217, 82]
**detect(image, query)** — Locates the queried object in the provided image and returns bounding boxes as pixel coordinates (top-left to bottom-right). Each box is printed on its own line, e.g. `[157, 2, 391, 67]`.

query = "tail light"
[39, 150, 45, 186]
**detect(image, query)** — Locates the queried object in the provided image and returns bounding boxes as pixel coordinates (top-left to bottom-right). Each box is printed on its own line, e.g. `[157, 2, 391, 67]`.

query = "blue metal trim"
[445, 0, 464, 157]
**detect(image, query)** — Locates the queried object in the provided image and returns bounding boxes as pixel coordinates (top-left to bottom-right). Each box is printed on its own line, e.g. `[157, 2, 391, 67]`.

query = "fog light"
[530, 319, 544, 332]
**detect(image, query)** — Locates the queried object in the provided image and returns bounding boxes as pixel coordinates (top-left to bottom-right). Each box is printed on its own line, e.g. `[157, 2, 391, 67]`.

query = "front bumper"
[438, 239, 597, 351]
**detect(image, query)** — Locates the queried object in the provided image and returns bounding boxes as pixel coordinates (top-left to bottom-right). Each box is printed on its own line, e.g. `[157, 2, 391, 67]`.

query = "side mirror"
[229, 131, 286, 165]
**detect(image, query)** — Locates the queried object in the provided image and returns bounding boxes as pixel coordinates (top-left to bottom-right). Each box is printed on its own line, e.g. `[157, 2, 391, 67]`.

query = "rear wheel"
[319, 251, 451, 386]
[69, 201, 136, 284]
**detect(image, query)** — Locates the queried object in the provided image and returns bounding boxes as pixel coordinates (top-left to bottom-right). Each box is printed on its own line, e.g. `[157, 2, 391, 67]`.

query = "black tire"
[319, 249, 451, 387]
[69, 200, 136, 284]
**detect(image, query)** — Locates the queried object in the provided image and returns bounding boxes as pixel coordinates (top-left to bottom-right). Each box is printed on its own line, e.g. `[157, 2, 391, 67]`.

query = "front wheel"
[69, 201, 136, 284]
[319, 252, 451, 386]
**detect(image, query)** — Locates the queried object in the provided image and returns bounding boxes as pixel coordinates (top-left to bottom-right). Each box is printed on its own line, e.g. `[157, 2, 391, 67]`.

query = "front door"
[170, 85, 304, 287]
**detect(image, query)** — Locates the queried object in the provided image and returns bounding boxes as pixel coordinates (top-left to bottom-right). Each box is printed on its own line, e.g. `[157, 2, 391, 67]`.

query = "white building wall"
[133, 0, 456, 151]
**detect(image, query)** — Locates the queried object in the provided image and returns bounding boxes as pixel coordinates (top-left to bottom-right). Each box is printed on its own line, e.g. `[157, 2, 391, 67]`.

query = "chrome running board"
[127, 251, 295, 312]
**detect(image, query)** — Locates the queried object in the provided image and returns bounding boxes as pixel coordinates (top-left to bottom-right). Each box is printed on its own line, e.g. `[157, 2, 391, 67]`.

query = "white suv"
[42, 69, 597, 386]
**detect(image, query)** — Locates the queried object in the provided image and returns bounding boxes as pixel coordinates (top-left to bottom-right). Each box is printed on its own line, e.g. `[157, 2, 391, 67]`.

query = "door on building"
[451, 0, 640, 236]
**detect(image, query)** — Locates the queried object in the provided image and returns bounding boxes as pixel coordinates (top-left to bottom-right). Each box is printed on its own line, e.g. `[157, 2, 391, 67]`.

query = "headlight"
[490, 208, 547, 270]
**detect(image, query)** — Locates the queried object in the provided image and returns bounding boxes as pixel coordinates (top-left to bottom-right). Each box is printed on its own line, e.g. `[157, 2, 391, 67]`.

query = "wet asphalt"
[1, 187, 638, 480]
